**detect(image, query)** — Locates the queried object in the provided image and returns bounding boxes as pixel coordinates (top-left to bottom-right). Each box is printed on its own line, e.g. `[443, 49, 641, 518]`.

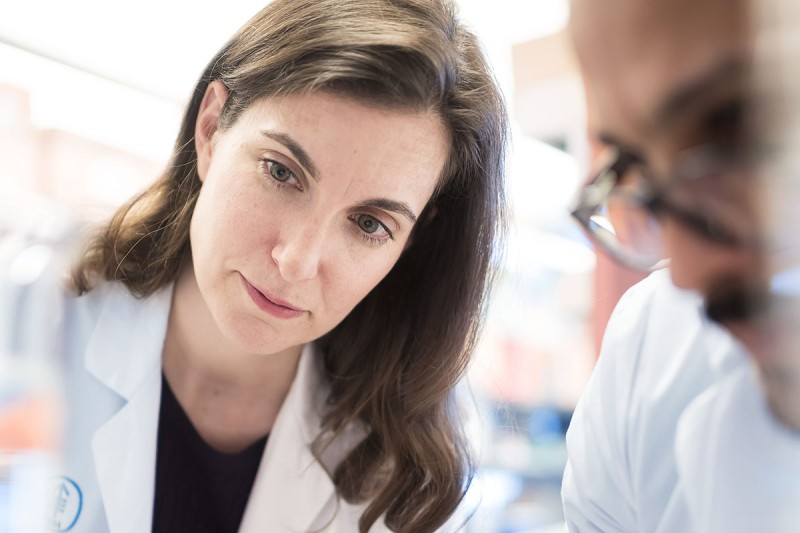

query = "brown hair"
[72, 0, 507, 530]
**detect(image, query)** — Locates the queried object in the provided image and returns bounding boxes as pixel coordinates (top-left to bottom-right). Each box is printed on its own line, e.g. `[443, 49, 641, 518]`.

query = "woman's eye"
[354, 214, 393, 245]
[357, 215, 382, 234]
[267, 160, 295, 183]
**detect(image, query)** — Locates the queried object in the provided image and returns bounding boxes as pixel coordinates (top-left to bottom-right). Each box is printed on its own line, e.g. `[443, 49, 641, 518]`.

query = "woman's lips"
[240, 275, 305, 319]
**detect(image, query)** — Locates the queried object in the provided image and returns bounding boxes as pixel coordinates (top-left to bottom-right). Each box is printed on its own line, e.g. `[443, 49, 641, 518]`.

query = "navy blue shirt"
[152, 375, 268, 533]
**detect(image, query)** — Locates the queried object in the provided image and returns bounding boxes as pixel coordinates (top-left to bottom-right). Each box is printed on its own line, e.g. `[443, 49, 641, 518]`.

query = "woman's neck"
[161, 262, 303, 453]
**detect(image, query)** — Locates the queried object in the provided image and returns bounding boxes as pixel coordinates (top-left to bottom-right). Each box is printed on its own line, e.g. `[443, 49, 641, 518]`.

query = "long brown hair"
[72, 0, 507, 530]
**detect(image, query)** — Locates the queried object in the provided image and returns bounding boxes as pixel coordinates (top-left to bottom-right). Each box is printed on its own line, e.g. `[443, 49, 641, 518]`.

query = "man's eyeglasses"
[570, 143, 755, 271]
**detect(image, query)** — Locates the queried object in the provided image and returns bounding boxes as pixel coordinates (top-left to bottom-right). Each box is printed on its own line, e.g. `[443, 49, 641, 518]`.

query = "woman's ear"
[195, 80, 230, 183]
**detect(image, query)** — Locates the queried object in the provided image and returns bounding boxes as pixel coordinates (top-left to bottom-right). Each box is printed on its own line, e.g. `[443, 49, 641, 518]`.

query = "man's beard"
[705, 275, 800, 430]
[704, 275, 770, 323]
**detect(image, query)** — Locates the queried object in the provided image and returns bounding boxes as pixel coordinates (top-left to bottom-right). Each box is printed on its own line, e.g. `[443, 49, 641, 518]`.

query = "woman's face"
[190, 83, 448, 355]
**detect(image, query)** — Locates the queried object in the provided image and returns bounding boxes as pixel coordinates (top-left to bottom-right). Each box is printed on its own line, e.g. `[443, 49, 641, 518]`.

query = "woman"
[62, 0, 507, 531]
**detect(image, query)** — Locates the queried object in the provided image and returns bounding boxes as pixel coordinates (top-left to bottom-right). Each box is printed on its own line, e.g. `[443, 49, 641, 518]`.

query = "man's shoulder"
[599, 269, 743, 401]
[614, 269, 703, 323]
[598, 271, 699, 367]
[566, 270, 747, 531]
[608, 269, 742, 370]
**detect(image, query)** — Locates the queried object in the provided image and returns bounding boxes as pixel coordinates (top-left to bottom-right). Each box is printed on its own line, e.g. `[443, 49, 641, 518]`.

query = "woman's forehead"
[228, 92, 448, 202]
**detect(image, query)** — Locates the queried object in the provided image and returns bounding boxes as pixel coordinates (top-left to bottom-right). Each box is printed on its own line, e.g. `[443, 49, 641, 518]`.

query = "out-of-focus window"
[460, 14, 596, 531]
[0, 42, 176, 220]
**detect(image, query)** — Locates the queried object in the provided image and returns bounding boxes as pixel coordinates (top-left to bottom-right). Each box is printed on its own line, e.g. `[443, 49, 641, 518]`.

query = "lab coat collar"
[658, 269, 747, 375]
[697, 308, 748, 374]
[84, 282, 172, 533]
[84, 282, 172, 400]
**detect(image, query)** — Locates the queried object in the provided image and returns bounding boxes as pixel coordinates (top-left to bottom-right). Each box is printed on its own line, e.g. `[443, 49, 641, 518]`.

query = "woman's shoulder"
[68, 279, 136, 315]
[63, 280, 174, 369]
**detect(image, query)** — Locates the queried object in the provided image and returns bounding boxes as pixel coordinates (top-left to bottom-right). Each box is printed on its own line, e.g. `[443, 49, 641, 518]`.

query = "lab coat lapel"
[239, 344, 365, 533]
[84, 283, 172, 533]
[91, 374, 161, 533]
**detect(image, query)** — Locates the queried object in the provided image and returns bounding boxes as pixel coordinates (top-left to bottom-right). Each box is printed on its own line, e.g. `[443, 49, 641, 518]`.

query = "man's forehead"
[570, 0, 746, 51]
[571, 0, 749, 144]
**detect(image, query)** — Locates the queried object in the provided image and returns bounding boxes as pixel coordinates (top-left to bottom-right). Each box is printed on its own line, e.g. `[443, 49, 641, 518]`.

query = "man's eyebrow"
[261, 130, 319, 180]
[358, 198, 418, 224]
[595, 58, 748, 158]
[653, 56, 748, 130]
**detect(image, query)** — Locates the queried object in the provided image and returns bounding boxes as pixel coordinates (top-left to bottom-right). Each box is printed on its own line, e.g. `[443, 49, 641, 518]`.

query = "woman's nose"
[270, 220, 325, 282]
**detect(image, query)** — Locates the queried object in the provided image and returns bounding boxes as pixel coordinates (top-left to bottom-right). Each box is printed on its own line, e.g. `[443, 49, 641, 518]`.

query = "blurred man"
[563, 0, 800, 531]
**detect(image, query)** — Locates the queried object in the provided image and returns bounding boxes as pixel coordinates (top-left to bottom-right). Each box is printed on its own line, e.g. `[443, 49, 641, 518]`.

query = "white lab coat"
[562, 270, 800, 532]
[15, 277, 390, 532]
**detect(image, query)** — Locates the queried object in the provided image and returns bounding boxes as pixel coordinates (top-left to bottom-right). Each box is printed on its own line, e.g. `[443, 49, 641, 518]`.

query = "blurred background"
[0, 1, 649, 531]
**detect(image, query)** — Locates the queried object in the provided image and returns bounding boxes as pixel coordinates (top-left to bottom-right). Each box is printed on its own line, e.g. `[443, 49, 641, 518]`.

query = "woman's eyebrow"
[261, 130, 319, 181]
[260, 130, 418, 223]
[358, 198, 418, 224]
